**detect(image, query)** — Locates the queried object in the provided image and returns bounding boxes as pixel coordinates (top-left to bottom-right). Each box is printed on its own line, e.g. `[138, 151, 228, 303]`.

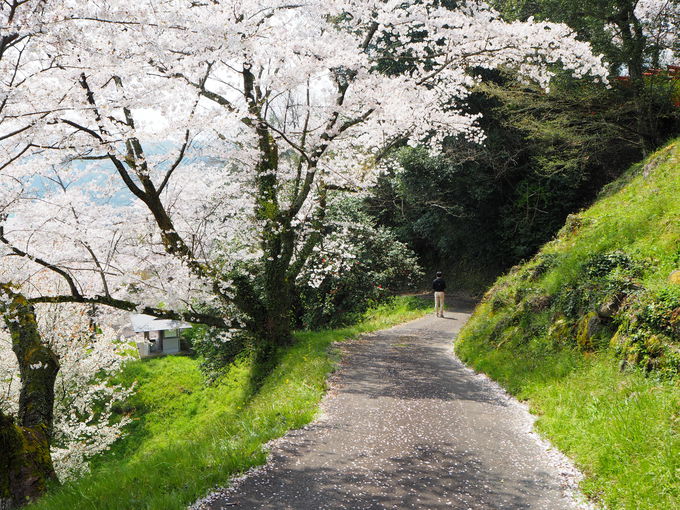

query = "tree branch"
[0, 226, 82, 299]
[27, 294, 236, 329]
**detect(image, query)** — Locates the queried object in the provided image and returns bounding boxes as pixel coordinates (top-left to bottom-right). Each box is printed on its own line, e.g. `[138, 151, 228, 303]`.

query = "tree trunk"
[0, 288, 59, 508]
[0, 412, 55, 509]
[262, 267, 294, 348]
[614, 0, 656, 154]
[231, 266, 294, 353]
[6, 296, 60, 437]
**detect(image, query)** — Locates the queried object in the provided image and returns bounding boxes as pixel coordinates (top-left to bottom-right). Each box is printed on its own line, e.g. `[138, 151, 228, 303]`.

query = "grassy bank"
[456, 139, 680, 509]
[31, 297, 429, 510]
[456, 343, 679, 509]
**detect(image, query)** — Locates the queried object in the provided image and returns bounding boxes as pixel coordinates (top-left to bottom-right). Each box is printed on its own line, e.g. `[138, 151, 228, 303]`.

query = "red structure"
[613, 65, 680, 106]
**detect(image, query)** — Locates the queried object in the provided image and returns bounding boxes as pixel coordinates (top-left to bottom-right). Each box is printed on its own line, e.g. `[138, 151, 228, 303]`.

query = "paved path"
[195, 298, 589, 510]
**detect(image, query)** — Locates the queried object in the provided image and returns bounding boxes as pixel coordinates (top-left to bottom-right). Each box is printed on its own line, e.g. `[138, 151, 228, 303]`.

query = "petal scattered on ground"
[191, 298, 595, 510]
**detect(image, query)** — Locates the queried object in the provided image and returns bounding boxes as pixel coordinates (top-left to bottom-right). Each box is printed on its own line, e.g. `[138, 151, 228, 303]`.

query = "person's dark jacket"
[432, 277, 446, 292]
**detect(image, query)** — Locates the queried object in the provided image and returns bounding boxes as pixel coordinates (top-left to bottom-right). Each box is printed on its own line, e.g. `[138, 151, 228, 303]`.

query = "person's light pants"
[434, 291, 445, 317]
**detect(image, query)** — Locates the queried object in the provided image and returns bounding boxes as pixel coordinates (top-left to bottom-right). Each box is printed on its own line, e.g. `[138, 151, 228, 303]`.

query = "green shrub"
[186, 324, 253, 382]
[584, 250, 641, 279]
[296, 197, 422, 330]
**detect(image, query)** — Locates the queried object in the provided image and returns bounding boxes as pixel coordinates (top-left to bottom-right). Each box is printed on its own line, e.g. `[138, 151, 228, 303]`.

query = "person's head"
[436, 272, 442, 278]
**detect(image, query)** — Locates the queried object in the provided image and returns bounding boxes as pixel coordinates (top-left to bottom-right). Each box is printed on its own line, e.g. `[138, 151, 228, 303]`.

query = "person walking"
[432, 272, 446, 318]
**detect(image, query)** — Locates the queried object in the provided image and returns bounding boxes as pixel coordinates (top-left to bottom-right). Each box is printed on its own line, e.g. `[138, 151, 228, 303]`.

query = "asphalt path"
[194, 297, 590, 510]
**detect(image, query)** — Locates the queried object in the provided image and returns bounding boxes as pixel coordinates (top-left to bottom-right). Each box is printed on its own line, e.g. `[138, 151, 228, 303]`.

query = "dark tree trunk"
[0, 412, 55, 509]
[262, 266, 294, 347]
[241, 67, 296, 351]
[7, 300, 60, 436]
[232, 266, 294, 349]
[613, 0, 658, 154]
[0, 288, 59, 508]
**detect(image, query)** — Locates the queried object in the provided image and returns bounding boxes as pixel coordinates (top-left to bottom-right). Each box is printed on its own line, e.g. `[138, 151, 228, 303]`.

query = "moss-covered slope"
[456, 138, 679, 509]
[461, 138, 679, 374]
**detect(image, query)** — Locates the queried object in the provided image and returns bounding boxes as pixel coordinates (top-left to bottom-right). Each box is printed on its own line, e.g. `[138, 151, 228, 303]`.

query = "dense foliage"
[188, 197, 422, 378]
[368, 76, 679, 287]
[294, 197, 422, 330]
[367, 1, 679, 288]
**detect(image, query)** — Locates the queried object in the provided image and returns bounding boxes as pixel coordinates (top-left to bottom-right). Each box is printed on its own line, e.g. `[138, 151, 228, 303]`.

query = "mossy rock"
[611, 328, 677, 373]
[610, 327, 631, 352]
[576, 312, 602, 351]
[597, 292, 626, 319]
[626, 348, 641, 365]
[644, 334, 665, 356]
[547, 317, 573, 346]
[526, 294, 552, 312]
[641, 148, 671, 178]
[669, 270, 680, 284]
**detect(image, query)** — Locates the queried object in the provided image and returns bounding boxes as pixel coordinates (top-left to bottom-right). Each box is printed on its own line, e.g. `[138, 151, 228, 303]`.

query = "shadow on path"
[194, 297, 585, 510]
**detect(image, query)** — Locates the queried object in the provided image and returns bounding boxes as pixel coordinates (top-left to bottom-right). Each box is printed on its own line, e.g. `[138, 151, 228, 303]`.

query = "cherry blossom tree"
[0, 1, 611, 506]
[0, 303, 135, 481]
[6, 0, 608, 347]
[634, 0, 680, 68]
[0, 3, 226, 505]
[0, 2, 72, 505]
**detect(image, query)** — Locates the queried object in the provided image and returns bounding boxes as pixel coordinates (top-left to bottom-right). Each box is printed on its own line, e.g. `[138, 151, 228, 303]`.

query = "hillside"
[455, 138, 679, 509]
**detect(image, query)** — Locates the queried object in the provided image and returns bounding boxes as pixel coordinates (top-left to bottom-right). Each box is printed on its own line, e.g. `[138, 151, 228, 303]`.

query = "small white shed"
[131, 314, 191, 358]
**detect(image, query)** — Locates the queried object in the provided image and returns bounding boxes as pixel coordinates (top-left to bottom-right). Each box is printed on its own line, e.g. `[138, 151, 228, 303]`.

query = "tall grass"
[30, 296, 429, 510]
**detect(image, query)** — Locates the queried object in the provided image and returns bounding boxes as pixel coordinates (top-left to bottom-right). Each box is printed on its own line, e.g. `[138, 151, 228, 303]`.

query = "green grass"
[31, 296, 429, 510]
[535, 359, 679, 508]
[456, 138, 680, 509]
[457, 340, 679, 509]
[541, 140, 680, 295]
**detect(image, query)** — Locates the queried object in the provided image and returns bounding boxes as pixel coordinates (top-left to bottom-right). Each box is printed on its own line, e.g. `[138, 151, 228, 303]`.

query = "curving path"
[193, 296, 591, 510]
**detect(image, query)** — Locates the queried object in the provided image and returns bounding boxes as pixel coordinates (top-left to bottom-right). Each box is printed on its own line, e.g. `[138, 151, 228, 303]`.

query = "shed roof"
[130, 314, 192, 333]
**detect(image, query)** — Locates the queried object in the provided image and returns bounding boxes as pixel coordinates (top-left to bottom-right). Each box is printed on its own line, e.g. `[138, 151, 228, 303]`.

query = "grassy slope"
[456, 139, 680, 509]
[31, 297, 429, 510]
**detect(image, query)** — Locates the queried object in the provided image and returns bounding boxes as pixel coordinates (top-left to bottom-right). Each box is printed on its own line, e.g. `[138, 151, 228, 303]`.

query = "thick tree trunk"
[0, 412, 55, 509]
[0, 289, 59, 508]
[262, 269, 294, 348]
[6, 296, 60, 437]
[231, 267, 294, 353]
